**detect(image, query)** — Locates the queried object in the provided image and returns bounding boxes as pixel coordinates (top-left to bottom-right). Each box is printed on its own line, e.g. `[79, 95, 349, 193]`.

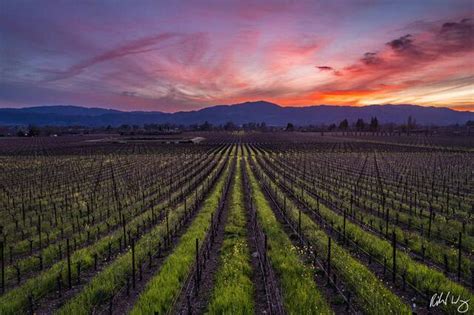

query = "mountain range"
[0, 101, 472, 126]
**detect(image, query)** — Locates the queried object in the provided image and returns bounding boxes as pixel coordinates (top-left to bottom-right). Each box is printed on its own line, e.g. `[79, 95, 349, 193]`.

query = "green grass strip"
[245, 157, 333, 315]
[206, 157, 255, 314]
[0, 152, 226, 315]
[254, 155, 410, 314]
[3, 154, 215, 287]
[257, 153, 471, 315]
[130, 159, 233, 315]
[55, 154, 230, 315]
[268, 154, 474, 272]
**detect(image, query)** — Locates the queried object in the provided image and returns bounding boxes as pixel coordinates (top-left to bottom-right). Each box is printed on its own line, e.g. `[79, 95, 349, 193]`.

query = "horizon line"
[1, 101, 473, 113]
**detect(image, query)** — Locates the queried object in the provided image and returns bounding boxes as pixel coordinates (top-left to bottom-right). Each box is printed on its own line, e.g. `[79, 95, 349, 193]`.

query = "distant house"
[190, 137, 205, 143]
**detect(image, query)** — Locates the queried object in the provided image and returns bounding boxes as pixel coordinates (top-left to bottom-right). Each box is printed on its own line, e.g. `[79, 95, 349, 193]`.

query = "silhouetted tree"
[27, 125, 40, 137]
[339, 119, 349, 130]
[369, 117, 379, 132]
[119, 124, 131, 131]
[355, 118, 365, 131]
[224, 121, 236, 131]
[407, 116, 416, 130]
[286, 122, 295, 131]
[200, 121, 213, 131]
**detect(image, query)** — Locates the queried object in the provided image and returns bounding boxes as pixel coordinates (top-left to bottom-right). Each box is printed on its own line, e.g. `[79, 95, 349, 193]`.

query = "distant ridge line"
[0, 101, 472, 126]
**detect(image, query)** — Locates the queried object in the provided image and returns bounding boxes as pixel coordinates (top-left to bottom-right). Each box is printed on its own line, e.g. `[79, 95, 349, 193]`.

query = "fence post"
[346, 292, 351, 311]
[458, 232, 462, 281]
[166, 212, 170, 248]
[131, 238, 136, 289]
[38, 254, 43, 271]
[58, 243, 62, 260]
[67, 239, 72, 289]
[0, 241, 4, 294]
[327, 237, 331, 285]
[298, 208, 302, 237]
[38, 214, 42, 251]
[343, 208, 347, 244]
[444, 254, 449, 274]
[421, 244, 426, 262]
[427, 206, 432, 240]
[350, 195, 353, 217]
[195, 238, 200, 290]
[392, 231, 396, 283]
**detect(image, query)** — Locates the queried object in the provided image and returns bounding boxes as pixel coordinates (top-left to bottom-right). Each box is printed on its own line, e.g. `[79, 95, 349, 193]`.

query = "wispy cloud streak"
[0, 1, 473, 111]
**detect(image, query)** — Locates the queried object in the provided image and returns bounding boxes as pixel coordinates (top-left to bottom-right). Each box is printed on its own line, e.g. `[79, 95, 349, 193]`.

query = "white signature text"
[430, 291, 469, 313]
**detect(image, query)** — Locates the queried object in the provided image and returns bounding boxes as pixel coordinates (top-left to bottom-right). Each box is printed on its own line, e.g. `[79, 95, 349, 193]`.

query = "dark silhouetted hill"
[0, 101, 472, 126]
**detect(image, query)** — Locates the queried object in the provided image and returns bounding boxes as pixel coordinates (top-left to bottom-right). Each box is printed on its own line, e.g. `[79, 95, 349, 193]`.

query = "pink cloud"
[1, 0, 473, 111]
[264, 37, 321, 72]
[42, 33, 181, 82]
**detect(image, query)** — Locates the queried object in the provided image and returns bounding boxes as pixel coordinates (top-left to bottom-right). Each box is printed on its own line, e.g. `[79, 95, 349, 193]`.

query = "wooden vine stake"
[298, 208, 302, 237]
[195, 238, 200, 292]
[66, 238, 72, 289]
[392, 231, 397, 283]
[343, 207, 347, 244]
[131, 238, 136, 289]
[327, 236, 332, 286]
[428, 206, 433, 239]
[122, 214, 127, 248]
[166, 212, 170, 248]
[457, 232, 462, 281]
[1, 241, 4, 294]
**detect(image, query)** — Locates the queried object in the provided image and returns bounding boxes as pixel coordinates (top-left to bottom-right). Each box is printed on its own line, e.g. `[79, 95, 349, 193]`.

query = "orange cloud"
[271, 89, 386, 106]
[449, 105, 474, 111]
[273, 18, 474, 109]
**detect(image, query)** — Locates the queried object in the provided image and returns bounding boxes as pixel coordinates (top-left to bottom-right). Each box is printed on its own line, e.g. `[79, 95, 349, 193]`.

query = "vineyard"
[0, 132, 472, 315]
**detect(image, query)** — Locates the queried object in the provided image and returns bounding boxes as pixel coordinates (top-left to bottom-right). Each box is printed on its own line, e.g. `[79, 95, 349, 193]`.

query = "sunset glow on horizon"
[1, 0, 473, 112]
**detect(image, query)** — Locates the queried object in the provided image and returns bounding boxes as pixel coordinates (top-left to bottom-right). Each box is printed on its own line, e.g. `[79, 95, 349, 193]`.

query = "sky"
[0, 0, 473, 112]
